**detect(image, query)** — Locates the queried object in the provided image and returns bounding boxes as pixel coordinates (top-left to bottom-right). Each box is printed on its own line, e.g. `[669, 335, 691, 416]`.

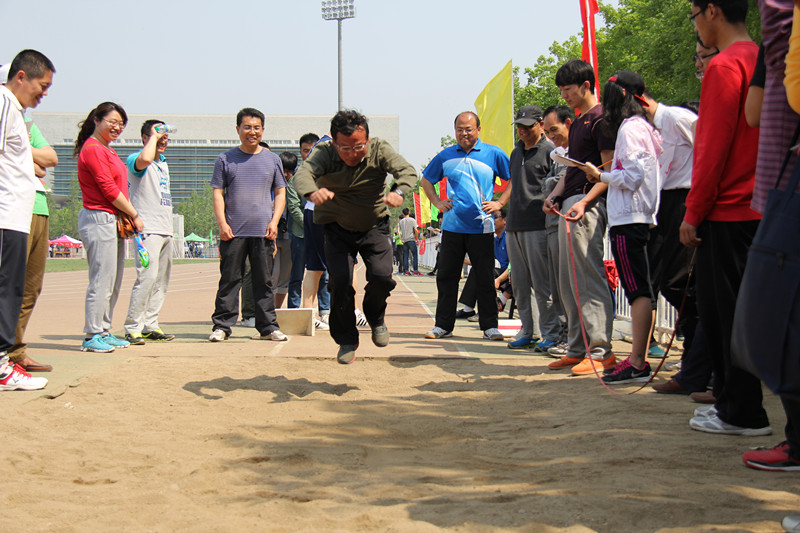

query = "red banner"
[580, 0, 600, 98]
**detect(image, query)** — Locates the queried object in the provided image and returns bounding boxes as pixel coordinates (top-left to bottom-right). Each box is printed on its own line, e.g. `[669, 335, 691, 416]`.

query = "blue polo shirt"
[423, 139, 510, 234]
[495, 229, 508, 271]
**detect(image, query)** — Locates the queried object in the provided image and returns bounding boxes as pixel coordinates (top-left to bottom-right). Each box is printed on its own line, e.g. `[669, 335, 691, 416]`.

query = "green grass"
[45, 258, 218, 273]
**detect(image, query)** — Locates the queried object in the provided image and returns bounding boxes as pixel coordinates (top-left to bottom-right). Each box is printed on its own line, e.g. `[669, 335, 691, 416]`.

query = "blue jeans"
[402, 240, 418, 272]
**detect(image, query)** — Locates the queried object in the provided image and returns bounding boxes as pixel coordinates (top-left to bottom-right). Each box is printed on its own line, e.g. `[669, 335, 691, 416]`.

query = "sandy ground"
[1, 262, 797, 532]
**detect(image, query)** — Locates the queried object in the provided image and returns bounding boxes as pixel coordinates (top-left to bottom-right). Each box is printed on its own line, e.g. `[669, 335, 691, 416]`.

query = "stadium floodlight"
[321, 0, 356, 110]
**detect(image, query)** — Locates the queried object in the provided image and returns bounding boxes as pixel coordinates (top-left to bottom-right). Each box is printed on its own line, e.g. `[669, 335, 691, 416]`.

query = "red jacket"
[685, 41, 762, 227]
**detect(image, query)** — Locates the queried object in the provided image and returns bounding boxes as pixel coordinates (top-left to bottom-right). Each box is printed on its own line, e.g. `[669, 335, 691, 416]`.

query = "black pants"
[674, 321, 713, 393]
[436, 231, 497, 331]
[696, 220, 768, 428]
[782, 395, 800, 458]
[212, 237, 278, 336]
[323, 218, 396, 346]
[648, 189, 700, 352]
[0, 229, 28, 352]
[459, 267, 509, 308]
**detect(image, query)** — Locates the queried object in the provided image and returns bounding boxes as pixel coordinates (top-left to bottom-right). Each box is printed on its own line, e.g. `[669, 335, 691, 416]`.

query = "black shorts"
[610, 224, 656, 308]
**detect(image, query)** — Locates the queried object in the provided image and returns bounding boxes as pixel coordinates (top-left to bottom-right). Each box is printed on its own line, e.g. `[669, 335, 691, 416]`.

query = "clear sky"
[1, 0, 612, 170]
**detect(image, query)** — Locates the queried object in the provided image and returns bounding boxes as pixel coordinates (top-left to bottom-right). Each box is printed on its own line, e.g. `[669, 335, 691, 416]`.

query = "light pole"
[321, 0, 356, 111]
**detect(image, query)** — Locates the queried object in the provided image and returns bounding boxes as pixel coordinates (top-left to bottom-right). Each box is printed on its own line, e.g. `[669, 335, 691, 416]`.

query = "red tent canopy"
[49, 234, 83, 248]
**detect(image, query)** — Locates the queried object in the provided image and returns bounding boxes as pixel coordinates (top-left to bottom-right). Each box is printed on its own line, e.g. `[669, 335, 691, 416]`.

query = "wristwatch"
[392, 188, 405, 197]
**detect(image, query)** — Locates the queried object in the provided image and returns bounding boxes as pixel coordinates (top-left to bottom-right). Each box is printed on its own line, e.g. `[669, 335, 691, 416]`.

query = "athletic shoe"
[427, 271, 437, 276]
[102, 333, 130, 349]
[689, 414, 772, 436]
[315, 317, 330, 330]
[337, 344, 357, 364]
[497, 297, 505, 312]
[602, 357, 651, 384]
[467, 314, 480, 323]
[143, 329, 175, 341]
[208, 329, 228, 342]
[648, 344, 667, 358]
[694, 405, 717, 418]
[572, 353, 617, 376]
[413, 271, 423, 276]
[425, 327, 453, 339]
[507, 336, 537, 349]
[404, 271, 412, 276]
[371, 324, 389, 347]
[455, 309, 476, 319]
[240, 317, 255, 328]
[666, 360, 682, 371]
[784, 515, 800, 532]
[124, 333, 146, 345]
[548, 356, 582, 369]
[547, 342, 569, 357]
[260, 330, 288, 342]
[81, 334, 115, 353]
[0, 362, 48, 391]
[743, 442, 800, 472]
[355, 309, 369, 327]
[533, 339, 557, 353]
[484, 328, 504, 341]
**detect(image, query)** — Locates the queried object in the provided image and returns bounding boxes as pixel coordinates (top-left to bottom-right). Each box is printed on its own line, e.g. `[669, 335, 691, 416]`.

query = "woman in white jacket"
[583, 70, 663, 385]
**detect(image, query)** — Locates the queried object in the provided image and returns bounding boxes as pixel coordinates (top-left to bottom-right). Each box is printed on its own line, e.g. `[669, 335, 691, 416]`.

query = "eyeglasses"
[694, 50, 719, 62]
[456, 128, 476, 135]
[688, 6, 706, 26]
[336, 142, 368, 153]
[103, 118, 125, 130]
[240, 125, 263, 133]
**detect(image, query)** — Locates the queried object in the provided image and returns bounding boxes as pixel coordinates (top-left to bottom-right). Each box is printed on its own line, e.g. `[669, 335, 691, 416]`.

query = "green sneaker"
[124, 333, 146, 345]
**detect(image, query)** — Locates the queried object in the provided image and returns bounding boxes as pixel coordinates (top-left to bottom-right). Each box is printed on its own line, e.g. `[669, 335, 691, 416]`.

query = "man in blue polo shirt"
[420, 111, 511, 341]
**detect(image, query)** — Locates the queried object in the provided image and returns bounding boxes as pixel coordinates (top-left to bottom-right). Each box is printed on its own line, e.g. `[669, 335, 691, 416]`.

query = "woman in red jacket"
[74, 102, 142, 353]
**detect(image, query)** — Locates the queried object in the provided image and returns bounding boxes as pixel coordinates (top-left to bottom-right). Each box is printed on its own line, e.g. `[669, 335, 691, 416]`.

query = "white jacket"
[601, 115, 664, 227]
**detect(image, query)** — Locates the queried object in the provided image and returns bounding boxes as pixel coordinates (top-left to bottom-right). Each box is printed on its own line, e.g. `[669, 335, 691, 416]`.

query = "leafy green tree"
[47, 173, 81, 239]
[175, 184, 216, 238]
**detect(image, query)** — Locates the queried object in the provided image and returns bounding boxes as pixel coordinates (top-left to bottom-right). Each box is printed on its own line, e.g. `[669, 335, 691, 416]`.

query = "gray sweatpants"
[506, 229, 565, 341]
[124, 233, 173, 334]
[78, 209, 125, 336]
[557, 195, 613, 359]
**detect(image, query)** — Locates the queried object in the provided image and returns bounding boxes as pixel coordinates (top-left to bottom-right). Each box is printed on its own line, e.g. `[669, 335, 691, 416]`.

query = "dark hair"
[73, 102, 128, 157]
[140, 119, 165, 137]
[493, 208, 507, 219]
[299, 133, 320, 146]
[279, 151, 298, 173]
[601, 79, 646, 138]
[331, 109, 369, 139]
[690, 0, 748, 24]
[259, 141, 271, 150]
[679, 100, 700, 115]
[543, 105, 573, 125]
[555, 59, 596, 93]
[7, 49, 55, 81]
[454, 111, 480, 128]
[236, 107, 264, 127]
[402, 208, 410, 216]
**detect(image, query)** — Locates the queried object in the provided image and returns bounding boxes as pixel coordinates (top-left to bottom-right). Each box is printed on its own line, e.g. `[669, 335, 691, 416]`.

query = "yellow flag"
[474, 60, 513, 156]
[419, 187, 432, 226]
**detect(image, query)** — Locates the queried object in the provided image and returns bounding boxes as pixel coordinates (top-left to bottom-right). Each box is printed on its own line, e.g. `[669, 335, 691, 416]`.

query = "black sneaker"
[124, 333, 146, 345]
[143, 329, 175, 341]
[455, 309, 476, 319]
[371, 324, 389, 347]
[601, 357, 651, 385]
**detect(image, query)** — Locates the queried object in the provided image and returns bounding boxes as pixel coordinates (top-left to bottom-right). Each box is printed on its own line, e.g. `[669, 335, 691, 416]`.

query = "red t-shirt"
[77, 137, 128, 213]
[684, 41, 762, 226]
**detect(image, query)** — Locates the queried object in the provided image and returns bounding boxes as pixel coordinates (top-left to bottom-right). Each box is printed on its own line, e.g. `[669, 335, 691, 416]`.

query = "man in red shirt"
[681, 0, 770, 436]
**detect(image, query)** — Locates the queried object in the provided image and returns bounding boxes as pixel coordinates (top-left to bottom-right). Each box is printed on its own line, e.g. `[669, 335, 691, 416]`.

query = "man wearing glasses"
[681, 0, 769, 436]
[420, 111, 511, 342]
[122, 120, 176, 345]
[209, 108, 288, 343]
[292, 109, 417, 364]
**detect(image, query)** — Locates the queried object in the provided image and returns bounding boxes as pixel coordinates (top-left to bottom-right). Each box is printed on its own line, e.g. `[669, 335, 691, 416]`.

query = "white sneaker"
[315, 317, 330, 330]
[547, 342, 569, 357]
[0, 363, 48, 391]
[467, 314, 480, 323]
[689, 414, 772, 436]
[262, 330, 288, 342]
[240, 317, 255, 328]
[483, 328, 504, 341]
[693, 405, 717, 418]
[208, 329, 228, 342]
[355, 309, 368, 327]
[425, 327, 453, 339]
[783, 515, 800, 532]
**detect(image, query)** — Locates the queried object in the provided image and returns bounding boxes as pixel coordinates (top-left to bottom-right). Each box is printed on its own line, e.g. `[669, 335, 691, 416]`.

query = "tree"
[175, 184, 216, 238]
[47, 173, 81, 239]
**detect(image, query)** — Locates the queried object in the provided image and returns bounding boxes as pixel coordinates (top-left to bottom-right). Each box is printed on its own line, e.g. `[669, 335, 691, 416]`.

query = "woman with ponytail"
[75, 102, 142, 353]
[581, 71, 663, 385]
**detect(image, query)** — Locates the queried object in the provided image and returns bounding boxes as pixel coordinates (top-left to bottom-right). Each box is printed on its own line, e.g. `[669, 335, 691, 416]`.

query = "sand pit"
[1, 264, 796, 532]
